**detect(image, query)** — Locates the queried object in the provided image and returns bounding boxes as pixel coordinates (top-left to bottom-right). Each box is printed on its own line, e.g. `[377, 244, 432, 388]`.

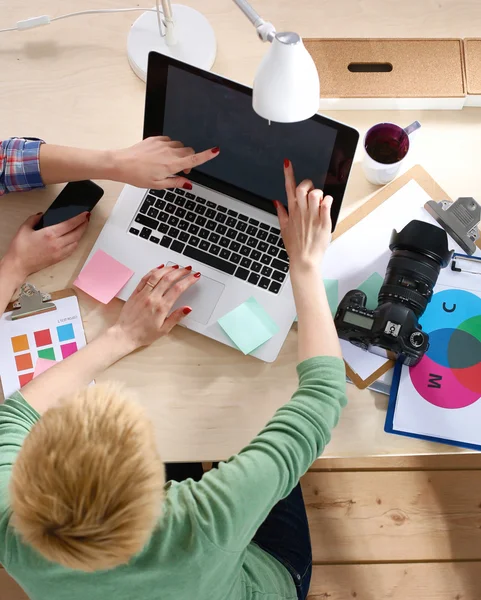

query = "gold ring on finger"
[146, 281, 156, 290]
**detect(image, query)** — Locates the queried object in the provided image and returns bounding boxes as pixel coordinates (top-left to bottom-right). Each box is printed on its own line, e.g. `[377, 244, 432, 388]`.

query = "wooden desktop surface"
[1, 0, 480, 461]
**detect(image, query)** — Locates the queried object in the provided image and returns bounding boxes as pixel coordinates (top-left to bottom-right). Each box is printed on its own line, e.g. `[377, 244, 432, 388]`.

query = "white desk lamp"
[127, 0, 320, 123]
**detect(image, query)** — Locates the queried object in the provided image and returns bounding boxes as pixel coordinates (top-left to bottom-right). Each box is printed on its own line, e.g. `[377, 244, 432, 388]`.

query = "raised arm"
[275, 160, 342, 362]
[187, 161, 346, 552]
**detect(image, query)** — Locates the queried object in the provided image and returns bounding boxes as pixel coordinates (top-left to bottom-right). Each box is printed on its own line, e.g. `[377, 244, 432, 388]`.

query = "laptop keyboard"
[128, 189, 289, 295]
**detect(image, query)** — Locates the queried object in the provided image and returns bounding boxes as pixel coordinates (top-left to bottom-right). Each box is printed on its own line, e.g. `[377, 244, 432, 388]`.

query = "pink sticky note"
[33, 358, 56, 378]
[74, 250, 134, 304]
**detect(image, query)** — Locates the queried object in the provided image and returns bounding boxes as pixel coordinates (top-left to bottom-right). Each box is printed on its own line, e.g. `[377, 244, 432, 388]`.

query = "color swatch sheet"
[321, 179, 472, 382]
[0, 295, 86, 399]
[387, 258, 481, 449]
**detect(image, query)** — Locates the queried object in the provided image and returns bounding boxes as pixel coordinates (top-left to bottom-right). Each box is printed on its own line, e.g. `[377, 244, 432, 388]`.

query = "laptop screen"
[163, 65, 337, 206]
[144, 53, 359, 228]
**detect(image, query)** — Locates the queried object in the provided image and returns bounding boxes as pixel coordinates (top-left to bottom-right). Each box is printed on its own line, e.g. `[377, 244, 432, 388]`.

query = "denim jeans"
[165, 463, 312, 600]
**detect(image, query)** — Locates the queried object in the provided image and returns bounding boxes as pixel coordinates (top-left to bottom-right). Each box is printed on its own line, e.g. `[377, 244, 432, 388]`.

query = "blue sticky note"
[57, 323, 75, 343]
[358, 272, 383, 310]
[294, 279, 339, 322]
[218, 297, 279, 355]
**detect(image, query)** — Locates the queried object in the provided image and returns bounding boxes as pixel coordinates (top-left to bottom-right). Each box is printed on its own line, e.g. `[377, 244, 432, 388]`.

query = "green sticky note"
[218, 297, 280, 355]
[358, 272, 383, 310]
[38, 347, 56, 361]
[294, 279, 339, 322]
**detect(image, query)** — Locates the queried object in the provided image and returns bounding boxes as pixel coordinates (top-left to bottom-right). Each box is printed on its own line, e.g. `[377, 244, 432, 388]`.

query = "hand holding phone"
[34, 180, 104, 230]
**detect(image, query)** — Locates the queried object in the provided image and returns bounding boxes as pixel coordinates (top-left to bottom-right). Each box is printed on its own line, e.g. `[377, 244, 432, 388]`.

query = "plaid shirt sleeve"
[0, 137, 45, 197]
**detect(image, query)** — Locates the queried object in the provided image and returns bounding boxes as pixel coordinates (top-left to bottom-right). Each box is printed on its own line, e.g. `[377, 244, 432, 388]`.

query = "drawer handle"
[348, 62, 393, 73]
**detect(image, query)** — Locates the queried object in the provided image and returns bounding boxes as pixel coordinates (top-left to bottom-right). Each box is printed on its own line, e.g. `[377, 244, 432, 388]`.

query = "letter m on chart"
[428, 373, 442, 388]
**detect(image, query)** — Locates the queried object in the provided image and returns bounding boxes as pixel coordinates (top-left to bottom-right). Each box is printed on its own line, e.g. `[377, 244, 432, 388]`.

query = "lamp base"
[127, 4, 217, 82]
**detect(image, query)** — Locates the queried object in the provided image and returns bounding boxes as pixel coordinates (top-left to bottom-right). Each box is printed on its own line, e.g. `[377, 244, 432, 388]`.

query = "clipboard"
[331, 164, 480, 390]
[5, 284, 79, 319]
[0, 285, 87, 400]
[384, 247, 481, 451]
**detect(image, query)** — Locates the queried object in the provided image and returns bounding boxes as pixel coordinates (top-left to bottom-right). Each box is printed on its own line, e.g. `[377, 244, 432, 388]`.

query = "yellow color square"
[11, 334, 29, 353]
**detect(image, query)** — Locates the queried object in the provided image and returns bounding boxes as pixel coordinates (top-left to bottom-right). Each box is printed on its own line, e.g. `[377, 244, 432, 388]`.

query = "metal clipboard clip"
[424, 197, 481, 256]
[11, 283, 57, 321]
[451, 253, 481, 276]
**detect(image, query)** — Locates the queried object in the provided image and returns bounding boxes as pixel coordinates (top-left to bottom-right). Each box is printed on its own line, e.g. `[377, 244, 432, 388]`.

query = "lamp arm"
[161, 0, 176, 45]
[232, 0, 276, 42]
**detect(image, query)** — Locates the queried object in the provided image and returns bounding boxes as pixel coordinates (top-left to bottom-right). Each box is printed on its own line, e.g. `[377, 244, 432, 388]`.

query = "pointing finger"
[171, 147, 220, 173]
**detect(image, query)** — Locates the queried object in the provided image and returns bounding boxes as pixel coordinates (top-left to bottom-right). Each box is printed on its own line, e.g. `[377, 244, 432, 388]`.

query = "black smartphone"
[34, 180, 104, 230]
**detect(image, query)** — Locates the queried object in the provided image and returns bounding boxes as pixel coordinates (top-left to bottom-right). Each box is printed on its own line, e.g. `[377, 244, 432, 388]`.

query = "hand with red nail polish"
[273, 159, 333, 271]
[107, 136, 220, 191]
[110, 264, 201, 351]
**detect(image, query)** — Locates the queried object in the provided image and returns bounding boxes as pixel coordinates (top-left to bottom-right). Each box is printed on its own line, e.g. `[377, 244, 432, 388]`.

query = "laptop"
[87, 51, 359, 362]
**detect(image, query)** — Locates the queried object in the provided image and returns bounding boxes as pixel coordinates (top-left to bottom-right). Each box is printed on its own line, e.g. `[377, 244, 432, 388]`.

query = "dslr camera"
[334, 220, 453, 366]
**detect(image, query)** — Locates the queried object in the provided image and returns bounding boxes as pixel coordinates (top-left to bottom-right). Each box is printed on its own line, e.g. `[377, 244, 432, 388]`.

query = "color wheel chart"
[410, 289, 481, 409]
[0, 295, 87, 399]
[389, 279, 481, 450]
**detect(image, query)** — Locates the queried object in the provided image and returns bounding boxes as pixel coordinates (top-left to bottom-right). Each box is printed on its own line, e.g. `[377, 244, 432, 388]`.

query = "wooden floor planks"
[308, 562, 481, 600]
[3, 463, 481, 599]
[303, 470, 481, 562]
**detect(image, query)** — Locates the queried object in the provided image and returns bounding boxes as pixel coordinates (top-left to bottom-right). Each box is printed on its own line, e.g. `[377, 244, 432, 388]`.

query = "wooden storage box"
[463, 39, 481, 107]
[304, 39, 466, 110]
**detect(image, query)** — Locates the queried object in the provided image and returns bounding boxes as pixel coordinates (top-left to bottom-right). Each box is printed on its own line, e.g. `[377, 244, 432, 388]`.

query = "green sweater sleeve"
[0, 392, 41, 565]
[187, 356, 347, 552]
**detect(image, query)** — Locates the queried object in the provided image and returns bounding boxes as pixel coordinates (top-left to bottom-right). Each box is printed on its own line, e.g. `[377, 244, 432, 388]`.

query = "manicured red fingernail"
[272, 200, 280, 208]
[183, 182, 192, 190]
[157, 264, 164, 269]
[183, 307, 192, 315]
[284, 158, 290, 168]
[185, 265, 192, 271]
[172, 265, 179, 270]
[86, 212, 91, 221]
[36, 212, 43, 216]
[211, 147, 220, 154]
[194, 272, 201, 278]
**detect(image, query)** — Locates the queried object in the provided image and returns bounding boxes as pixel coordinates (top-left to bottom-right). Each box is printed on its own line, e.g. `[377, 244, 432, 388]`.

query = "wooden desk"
[1, 0, 480, 461]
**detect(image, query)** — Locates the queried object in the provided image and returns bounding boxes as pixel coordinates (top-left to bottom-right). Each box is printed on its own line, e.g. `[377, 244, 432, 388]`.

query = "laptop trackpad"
[167, 263, 225, 325]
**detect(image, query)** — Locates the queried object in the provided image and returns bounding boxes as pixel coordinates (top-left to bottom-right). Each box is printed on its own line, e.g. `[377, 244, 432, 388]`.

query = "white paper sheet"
[323, 179, 468, 382]
[0, 296, 87, 399]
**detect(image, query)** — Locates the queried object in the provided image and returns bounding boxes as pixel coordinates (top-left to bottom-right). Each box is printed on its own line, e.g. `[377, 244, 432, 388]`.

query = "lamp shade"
[252, 32, 320, 123]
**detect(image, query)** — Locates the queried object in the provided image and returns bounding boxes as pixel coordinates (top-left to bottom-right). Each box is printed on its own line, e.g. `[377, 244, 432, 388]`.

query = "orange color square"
[19, 372, 34, 387]
[34, 329, 52, 347]
[15, 353, 33, 372]
[11, 334, 29, 353]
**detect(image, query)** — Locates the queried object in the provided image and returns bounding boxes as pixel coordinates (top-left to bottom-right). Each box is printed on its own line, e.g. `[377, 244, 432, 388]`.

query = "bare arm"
[38, 145, 116, 186]
[39, 137, 220, 189]
[21, 265, 200, 414]
[291, 266, 342, 362]
[274, 160, 342, 363]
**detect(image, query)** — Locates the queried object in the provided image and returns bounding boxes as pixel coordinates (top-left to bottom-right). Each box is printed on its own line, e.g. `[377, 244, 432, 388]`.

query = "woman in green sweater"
[0, 160, 347, 600]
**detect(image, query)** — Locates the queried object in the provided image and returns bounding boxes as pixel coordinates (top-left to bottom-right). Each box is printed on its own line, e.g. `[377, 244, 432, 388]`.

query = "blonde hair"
[10, 382, 165, 572]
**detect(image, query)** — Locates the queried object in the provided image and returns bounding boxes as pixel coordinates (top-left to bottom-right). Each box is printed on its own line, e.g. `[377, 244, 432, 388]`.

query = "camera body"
[335, 290, 429, 366]
[334, 220, 453, 367]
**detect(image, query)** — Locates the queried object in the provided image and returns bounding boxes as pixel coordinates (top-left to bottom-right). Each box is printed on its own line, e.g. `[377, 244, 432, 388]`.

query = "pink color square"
[74, 249, 134, 304]
[61, 342, 78, 359]
[33, 358, 56, 378]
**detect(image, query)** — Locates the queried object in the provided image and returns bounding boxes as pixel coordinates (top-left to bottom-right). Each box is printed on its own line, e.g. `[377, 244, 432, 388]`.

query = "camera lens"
[378, 220, 453, 317]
